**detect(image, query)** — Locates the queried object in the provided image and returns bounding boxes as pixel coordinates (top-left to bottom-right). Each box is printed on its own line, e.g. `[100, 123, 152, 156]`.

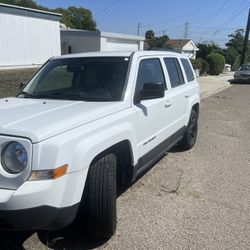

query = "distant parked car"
[224, 64, 231, 72]
[234, 64, 250, 81]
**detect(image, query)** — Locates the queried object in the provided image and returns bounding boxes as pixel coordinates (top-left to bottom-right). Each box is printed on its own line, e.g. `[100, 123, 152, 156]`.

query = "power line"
[191, 0, 230, 35]
[210, 2, 250, 40]
[94, 0, 122, 17]
[185, 0, 244, 32]
[141, 0, 219, 28]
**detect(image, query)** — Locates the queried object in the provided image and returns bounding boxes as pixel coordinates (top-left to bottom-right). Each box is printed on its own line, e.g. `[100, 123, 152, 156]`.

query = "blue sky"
[36, 0, 250, 46]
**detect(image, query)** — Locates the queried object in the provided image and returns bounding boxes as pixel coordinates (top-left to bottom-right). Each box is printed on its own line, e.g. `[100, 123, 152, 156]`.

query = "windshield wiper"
[18, 91, 86, 101]
[17, 91, 37, 98]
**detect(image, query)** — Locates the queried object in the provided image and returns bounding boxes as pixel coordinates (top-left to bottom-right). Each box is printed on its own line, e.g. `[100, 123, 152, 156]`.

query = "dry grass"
[0, 68, 38, 98]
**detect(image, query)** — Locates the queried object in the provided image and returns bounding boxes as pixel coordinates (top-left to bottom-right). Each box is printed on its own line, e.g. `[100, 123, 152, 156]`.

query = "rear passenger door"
[163, 57, 189, 130]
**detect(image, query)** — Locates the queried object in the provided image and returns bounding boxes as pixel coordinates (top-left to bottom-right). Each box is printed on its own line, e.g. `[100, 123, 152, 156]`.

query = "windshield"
[20, 57, 130, 102]
[240, 65, 250, 71]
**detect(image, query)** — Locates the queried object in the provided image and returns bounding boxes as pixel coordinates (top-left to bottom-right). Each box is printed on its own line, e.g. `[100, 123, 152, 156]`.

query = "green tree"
[145, 30, 169, 49]
[191, 58, 209, 74]
[0, 0, 47, 10]
[197, 43, 224, 60]
[55, 7, 96, 30]
[225, 29, 250, 65]
[225, 47, 240, 70]
[153, 35, 169, 48]
[0, 0, 97, 30]
[206, 52, 225, 75]
[226, 29, 244, 54]
[145, 30, 155, 40]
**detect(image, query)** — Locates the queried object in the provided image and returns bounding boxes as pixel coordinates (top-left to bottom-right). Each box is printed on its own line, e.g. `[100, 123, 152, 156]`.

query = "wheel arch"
[88, 140, 135, 190]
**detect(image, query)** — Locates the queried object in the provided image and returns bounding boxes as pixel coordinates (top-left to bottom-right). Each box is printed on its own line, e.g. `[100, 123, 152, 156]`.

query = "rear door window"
[164, 58, 184, 88]
[181, 58, 195, 82]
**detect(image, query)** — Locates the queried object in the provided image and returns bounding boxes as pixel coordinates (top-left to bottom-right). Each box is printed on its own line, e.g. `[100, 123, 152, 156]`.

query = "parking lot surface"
[1, 83, 250, 250]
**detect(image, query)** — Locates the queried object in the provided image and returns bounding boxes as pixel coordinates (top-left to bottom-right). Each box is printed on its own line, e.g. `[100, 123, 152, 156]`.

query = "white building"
[61, 29, 145, 54]
[166, 39, 199, 59]
[0, 3, 61, 69]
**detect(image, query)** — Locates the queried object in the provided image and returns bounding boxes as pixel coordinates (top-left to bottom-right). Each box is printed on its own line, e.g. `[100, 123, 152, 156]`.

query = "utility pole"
[183, 22, 189, 39]
[241, 9, 250, 65]
[137, 23, 142, 36]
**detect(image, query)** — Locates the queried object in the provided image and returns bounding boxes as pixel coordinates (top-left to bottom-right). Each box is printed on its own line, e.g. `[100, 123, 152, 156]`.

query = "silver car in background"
[234, 64, 250, 81]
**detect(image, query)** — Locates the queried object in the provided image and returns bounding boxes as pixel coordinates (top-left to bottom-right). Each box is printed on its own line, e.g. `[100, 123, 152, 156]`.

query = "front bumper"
[0, 169, 87, 230]
[234, 75, 250, 81]
[0, 204, 79, 230]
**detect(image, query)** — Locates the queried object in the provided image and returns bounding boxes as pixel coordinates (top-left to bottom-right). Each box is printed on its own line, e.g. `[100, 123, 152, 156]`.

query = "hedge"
[206, 53, 225, 75]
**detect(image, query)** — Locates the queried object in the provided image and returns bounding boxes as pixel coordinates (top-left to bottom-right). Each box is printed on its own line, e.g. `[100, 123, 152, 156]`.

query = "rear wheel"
[82, 153, 117, 239]
[178, 109, 198, 150]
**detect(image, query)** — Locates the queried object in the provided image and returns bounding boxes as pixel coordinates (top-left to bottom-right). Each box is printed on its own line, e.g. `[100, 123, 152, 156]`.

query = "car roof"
[55, 50, 185, 59]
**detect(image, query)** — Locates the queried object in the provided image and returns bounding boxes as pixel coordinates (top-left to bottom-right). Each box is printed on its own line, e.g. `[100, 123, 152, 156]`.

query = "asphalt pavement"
[1, 82, 250, 250]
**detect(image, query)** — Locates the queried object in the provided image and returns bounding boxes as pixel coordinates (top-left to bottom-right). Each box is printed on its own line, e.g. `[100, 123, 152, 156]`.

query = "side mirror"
[140, 82, 165, 101]
[19, 81, 26, 90]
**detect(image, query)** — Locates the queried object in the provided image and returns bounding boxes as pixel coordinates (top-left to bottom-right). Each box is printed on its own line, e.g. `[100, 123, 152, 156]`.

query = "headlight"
[1, 142, 28, 174]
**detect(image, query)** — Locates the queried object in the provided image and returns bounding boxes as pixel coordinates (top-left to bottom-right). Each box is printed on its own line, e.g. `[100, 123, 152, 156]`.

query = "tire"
[84, 153, 117, 239]
[178, 109, 198, 150]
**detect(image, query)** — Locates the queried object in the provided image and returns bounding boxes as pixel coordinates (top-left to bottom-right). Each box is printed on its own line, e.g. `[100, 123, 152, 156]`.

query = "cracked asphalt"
[1, 83, 250, 250]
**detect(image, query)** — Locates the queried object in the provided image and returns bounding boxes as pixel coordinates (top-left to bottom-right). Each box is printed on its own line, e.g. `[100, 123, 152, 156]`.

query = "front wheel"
[178, 109, 198, 150]
[82, 153, 117, 239]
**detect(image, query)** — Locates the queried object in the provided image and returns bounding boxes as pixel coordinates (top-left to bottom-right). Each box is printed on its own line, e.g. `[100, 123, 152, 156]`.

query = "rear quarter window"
[181, 58, 195, 82]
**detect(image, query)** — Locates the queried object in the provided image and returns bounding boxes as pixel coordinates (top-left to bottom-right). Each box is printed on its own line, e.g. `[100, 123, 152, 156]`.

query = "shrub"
[206, 52, 225, 75]
[190, 58, 209, 75]
[197, 58, 209, 74]
[190, 58, 202, 70]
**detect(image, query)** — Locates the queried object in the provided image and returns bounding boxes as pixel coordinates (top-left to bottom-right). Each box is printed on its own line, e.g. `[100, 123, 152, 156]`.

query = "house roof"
[0, 3, 61, 21]
[166, 39, 192, 48]
[61, 29, 145, 41]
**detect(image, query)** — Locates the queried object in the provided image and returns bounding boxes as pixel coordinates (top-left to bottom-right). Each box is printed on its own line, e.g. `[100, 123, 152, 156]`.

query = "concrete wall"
[101, 37, 140, 51]
[61, 30, 145, 54]
[0, 13, 61, 68]
[61, 31, 100, 54]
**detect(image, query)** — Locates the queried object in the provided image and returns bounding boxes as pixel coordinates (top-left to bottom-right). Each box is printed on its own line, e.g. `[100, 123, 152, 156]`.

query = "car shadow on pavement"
[37, 222, 109, 250]
[0, 230, 32, 250]
[0, 222, 109, 250]
[228, 79, 250, 84]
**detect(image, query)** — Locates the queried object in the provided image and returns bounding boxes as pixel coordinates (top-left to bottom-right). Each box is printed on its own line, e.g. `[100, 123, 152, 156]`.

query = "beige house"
[166, 39, 199, 59]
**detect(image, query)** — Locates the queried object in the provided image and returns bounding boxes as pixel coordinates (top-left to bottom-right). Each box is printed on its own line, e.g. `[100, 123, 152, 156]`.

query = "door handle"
[185, 94, 190, 98]
[164, 100, 172, 108]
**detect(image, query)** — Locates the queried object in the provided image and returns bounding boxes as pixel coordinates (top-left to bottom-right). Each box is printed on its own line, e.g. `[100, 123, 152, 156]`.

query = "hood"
[0, 97, 128, 143]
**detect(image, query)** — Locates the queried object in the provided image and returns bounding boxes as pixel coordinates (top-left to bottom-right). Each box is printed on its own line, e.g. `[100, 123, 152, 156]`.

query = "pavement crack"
[159, 169, 184, 197]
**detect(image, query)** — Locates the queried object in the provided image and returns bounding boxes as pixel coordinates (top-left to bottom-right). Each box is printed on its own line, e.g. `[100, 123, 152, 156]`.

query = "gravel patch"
[0, 68, 37, 98]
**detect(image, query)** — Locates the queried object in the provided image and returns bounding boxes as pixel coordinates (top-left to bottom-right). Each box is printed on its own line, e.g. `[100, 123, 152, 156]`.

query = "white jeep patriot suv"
[0, 51, 200, 239]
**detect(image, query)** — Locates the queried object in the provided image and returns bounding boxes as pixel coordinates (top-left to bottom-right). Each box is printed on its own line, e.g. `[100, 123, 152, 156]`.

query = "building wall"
[101, 37, 140, 51]
[61, 32, 100, 54]
[61, 30, 144, 54]
[183, 41, 198, 59]
[0, 13, 60, 68]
